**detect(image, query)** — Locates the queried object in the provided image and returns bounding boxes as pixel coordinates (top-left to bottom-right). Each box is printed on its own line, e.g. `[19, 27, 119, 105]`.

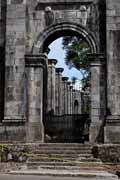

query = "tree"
[62, 36, 91, 90]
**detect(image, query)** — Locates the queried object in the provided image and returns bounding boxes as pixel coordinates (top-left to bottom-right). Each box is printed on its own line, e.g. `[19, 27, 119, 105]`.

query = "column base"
[104, 115, 120, 143]
[0, 117, 26, 142]
[26, 122, 44, 143]
[89, 121, 104, 144]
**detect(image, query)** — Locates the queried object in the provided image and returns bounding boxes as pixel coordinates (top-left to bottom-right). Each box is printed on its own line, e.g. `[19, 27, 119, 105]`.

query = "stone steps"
[33, 165, 105, 170]
[30, 144, 91, 148]
[27, 143, 98, 164]
[7, 143, 119, 179]
[27, 143, 91, 148]
[28, 154, 93, 162]
[9, 169, 118, 179]
[27, 161, 103, 168]
[31, 150, 92, 155]
[25, 143, 103, 173]
[29, 143, 92, 154]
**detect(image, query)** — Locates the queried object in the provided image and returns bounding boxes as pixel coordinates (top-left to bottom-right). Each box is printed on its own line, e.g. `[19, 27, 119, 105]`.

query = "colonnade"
[47, 59, 82, 116]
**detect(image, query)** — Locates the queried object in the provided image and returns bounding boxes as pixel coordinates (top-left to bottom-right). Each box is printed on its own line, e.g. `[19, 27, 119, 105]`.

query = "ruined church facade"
[0, 0, 120, 143]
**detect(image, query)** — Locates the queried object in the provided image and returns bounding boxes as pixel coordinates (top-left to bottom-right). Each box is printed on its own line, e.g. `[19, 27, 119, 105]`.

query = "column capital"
[88, 53, 105, 59]
[106, 115, 120, 125]
[25, 54, 47, 68]
[48, 59, 58, 65]
[70, 85, 73, 89]
[88, 53, 105, 66]
[62, 77, 69, 82]
[56, 67, 64, 74]
[67, 81, 71, 86]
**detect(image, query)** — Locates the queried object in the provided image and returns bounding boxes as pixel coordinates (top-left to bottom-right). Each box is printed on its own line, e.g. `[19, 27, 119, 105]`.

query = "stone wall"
[32, 0, 100, 53]
[0, 123, 26, 142]
[92, 144, 120, 163]
[0, 0, 6, 122]
[4, 0, 26, 122]
[104, 0, 120, 143]
[0, 0, 117, 143]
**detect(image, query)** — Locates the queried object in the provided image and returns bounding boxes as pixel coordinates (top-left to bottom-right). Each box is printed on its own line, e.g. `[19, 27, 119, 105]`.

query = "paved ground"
[0, 174, 114, 180]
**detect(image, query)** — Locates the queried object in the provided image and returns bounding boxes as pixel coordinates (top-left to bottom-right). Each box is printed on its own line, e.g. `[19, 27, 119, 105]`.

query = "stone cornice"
[48, 59, 58, 65]
[35, 0, 92, 10]
[25, 54, 47, 68]
[36, 0, 92, 5]
[88, 53, 106, 66]
[106, 115, 120, 126]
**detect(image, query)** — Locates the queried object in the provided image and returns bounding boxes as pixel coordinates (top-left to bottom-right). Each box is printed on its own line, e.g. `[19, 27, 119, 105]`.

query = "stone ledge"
[8, 169, 118, 179]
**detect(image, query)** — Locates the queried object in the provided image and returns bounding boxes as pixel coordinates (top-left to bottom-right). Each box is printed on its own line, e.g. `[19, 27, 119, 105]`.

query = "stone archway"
[32, 22, 98, 54]
[1, 0, 120, 144]
[31, 22, 106, 143]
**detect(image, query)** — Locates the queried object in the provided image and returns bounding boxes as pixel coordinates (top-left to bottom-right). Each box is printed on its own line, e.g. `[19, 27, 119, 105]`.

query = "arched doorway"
[32, 22, 98, 54]
[30, 22, 105, 143]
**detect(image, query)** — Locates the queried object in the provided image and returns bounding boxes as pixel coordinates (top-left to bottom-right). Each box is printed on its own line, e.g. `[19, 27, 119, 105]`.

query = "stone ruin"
[0, 0, 120, 144]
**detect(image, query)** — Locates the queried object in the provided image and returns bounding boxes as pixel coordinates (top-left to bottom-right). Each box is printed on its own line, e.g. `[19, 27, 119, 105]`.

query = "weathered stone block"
[104, 125, 120, 143]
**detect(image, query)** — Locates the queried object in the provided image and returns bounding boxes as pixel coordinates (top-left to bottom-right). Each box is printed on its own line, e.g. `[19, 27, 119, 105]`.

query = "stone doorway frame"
[31, 22, 106, 143]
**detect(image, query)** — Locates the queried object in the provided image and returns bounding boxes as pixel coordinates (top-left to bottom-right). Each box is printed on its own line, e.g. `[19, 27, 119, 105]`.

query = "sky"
[48, 37, 82, 89]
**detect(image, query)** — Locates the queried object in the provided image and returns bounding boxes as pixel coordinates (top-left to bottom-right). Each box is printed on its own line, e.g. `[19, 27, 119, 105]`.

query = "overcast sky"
[48, 37, 82, 89]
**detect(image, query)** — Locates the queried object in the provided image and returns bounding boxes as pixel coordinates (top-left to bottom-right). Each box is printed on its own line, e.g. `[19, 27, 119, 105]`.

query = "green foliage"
[62, 36, 91, 90]
[62, 36, 91, 71]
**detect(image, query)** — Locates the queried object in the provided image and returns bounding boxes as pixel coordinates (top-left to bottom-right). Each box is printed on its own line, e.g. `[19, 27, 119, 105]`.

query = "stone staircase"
[26, 143, 100, 169]
[9, 143, 118, 179]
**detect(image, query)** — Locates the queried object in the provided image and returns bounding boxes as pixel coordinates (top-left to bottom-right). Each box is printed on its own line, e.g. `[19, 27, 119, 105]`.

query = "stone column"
[105, 0, 120, 144]
[67, 82, 71, 114]
[70, 86, 73, 114]
[55, 68, 64, 115]
[62, 77, 69, 114]
[89, 53, 105, 143]
[25, 54, 47, 142]
[47, 59, 57, 114]
[61, 78, 65, 115]
[72, 89, 75, 114]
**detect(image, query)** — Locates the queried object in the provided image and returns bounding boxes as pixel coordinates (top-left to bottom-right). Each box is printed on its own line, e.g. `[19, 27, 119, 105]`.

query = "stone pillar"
[0, 0, 6, 122]
[25, 54, 47, 142]
[105, 0, 120, 144]
[89, 53, 105, 143]
[72, 89, 75, 114]
[70, 86, 73, 114]
[61, 78, 65, 115]
[47, 59, 57, 114]
[62, 77, 69, 114]
[55, 68, 64, 115]
[67, 82, 71, 114]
